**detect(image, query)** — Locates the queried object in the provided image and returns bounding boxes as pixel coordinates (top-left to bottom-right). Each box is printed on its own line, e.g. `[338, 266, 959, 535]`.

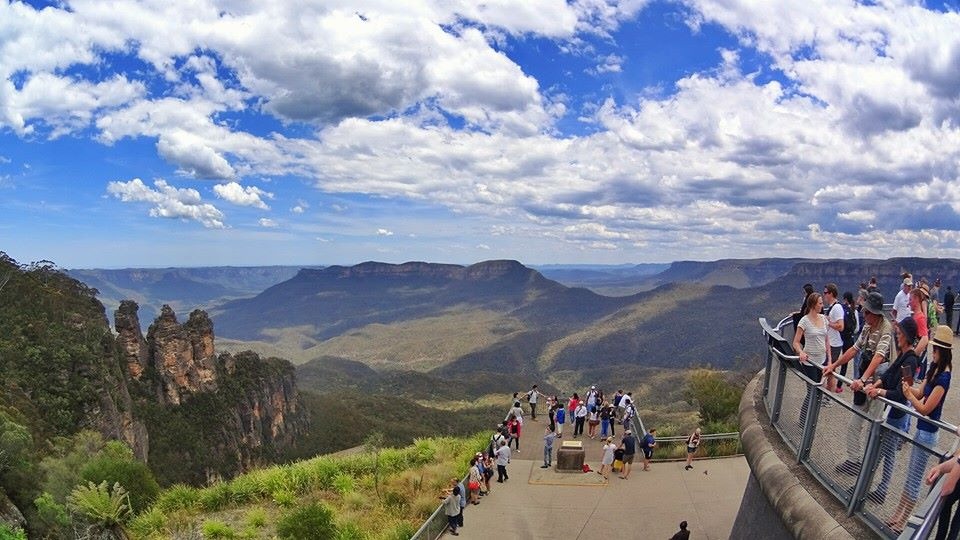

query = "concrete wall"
[730, 472, 792, 539]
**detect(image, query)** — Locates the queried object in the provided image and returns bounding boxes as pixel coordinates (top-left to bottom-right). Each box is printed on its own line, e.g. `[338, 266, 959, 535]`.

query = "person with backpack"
[823, 284, 845, 393]
[837, 291, 859, 384]
[524, 385, 545, 420]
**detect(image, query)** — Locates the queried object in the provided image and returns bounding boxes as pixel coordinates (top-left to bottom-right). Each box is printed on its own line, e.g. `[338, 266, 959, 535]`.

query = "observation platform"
[744, 316, 960, 540]
[445, 420, 749, 540]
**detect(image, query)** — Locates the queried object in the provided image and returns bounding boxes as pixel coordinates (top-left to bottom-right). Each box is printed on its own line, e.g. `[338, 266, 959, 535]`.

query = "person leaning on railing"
[824, 290, 894, 476]
[925, 444, 960, 540]
[863, 316, 921, 504]
[887, 325, 954, 532]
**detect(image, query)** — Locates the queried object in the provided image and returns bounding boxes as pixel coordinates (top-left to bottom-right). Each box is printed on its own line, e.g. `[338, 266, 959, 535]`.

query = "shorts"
[687, 446, 697, 454]
[642, 448, 653, 459]
[623, 453, 635, 464]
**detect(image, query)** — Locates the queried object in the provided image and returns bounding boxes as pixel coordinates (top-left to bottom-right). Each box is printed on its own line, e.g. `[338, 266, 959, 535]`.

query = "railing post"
[762, 342, 773, 397]
[798, 384, 821, 463]
[771, 356, 787, 424]
[848, 416, 885, 515]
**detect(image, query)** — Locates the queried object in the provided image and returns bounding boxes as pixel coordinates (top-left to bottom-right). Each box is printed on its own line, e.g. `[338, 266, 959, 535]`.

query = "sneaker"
[540, 465, 549, 468]
[685, 465, 692, 470]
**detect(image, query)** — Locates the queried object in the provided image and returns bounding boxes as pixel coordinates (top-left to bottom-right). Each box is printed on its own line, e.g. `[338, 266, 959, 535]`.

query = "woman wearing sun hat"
[887, 325, 953, 532]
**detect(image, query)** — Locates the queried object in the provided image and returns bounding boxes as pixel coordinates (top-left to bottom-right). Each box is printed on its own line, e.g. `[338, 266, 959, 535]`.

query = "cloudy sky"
[2, 0, 959, 268]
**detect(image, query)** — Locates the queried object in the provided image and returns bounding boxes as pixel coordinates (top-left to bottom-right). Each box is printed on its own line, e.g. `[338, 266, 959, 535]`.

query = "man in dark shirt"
[670, 521, 690, 540]
[619, 429, 637, 479]
[945, 286, 956, 331]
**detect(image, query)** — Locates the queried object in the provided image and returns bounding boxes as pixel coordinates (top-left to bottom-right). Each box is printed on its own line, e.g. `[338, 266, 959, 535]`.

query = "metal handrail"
[760, 315, 960, 540]
[655, 432, 740, 442]
[767, 337, 959, 435]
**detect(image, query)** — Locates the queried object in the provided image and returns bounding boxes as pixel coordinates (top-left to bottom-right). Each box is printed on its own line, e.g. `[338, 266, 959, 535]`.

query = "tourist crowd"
[788, 273, 958, 536]
[440, 382, 696, 537]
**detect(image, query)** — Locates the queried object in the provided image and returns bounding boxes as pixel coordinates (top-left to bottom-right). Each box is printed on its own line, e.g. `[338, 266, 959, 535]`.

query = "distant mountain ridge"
[212, 260, 633, 344]
[67, 266, 316, 327]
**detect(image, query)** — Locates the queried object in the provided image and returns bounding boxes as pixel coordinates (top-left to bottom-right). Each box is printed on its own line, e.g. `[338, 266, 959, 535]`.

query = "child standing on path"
[541, 427, 556, 468]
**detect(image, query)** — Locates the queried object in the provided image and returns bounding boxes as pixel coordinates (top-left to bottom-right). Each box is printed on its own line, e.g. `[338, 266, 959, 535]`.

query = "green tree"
[685, 369, 744, 428]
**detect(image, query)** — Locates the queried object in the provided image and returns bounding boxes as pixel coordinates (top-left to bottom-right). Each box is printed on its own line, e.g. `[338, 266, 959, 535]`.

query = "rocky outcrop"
[116, 300, 149, 379]
[0, 490, 25, 533]
[145, 305, 218, 405]
[111, 302, 307, 482]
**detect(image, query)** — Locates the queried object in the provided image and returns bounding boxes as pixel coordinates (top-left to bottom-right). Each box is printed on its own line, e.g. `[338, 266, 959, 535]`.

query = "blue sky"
[1, 0, 959, 268]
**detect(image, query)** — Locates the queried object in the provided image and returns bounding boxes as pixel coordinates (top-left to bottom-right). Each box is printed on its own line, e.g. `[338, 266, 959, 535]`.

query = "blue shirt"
[555, 408, 565, 423]
[642, 433, 655, 449]
[918, 371, 951, 432]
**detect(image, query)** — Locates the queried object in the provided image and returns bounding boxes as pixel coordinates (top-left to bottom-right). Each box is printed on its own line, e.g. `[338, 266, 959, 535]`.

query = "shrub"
[33, 492, 71, 536]
[384, 522, 417, 540]
[272, 488, 296, 508]
[127, 506, 166, 537]
[66, 481, 132, 527]
[80, 452, 161, 513]
[342, 491, 368, 511]
[197, 482, 232, 512]
[0, 523, 27, 540]
[154, 484, 200, 512]
[245, 507, 267, 529]
[201, 520, 236, 539]
[332, 473, 354, 494]
[276, 502, 338, 540]
[335, 521, 366, 540]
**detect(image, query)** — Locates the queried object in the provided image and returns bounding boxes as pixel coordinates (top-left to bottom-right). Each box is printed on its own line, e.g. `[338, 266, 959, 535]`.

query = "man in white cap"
[893, 275, 913, 323]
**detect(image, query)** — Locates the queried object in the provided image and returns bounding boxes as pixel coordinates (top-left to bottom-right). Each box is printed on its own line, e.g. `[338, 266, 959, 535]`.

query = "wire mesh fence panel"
[804, 390, 872, 505]
[859, 422, 943, 538]
[774, 366, 809, 453]
[765, 356, 783, 416]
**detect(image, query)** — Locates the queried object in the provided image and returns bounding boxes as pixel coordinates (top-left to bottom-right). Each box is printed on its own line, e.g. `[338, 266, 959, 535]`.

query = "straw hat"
[932, 325, 954, 350]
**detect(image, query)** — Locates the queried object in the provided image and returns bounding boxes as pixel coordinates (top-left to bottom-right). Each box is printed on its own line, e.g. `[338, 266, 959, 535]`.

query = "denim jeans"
[905, 428, 939, 500]
[876, 413, 910, 494]
[600, 419, 610, 438]
[543, 446, 552, 466]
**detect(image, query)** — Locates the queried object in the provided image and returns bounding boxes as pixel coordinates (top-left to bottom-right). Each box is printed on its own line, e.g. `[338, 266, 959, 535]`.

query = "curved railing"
[759, 315, 960, 539]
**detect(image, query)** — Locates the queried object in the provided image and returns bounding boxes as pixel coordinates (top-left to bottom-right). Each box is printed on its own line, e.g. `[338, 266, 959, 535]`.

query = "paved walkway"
[450, 426, 748, 540]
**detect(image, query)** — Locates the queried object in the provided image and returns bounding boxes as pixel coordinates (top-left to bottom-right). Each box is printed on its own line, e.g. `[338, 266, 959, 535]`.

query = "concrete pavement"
[450, 428, 748, 540]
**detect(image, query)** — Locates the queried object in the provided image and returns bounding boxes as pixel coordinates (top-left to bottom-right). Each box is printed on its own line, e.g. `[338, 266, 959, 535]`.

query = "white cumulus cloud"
[106, 178, 225, 228]
[213, 181, 273, 209]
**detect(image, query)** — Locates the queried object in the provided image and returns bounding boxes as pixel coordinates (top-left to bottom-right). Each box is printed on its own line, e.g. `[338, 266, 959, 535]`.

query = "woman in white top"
[599, 437, 617, 480]
[792, 292, 830, 383]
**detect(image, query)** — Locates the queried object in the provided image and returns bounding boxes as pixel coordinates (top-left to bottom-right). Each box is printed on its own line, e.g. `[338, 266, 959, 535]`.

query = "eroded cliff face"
[114, 302, 307, 481]
[145, 305, 218, 405]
